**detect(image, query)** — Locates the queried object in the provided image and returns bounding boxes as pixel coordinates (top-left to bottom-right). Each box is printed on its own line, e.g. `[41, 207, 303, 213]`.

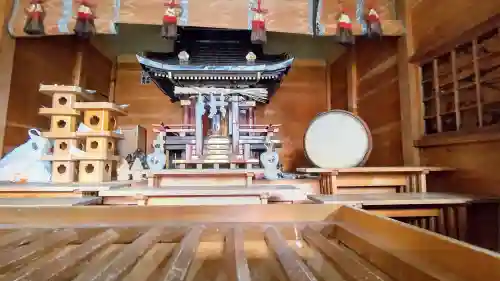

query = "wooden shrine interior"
[1, 0, 500, 257]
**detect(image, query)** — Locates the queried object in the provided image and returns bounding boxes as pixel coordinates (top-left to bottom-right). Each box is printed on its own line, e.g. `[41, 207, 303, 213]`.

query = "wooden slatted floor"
[0, 223, 403, 281]
[0, 205, 498, 280]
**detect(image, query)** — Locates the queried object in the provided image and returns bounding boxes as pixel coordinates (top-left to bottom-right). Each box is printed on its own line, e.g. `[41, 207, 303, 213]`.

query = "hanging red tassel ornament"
[24, 0, 45, 35]
[336, 9, 354, 45]
[162, 0, 180, 39]
[251, 0, 267, 44]
[366, 6, 383, 38]
[74, 0, 96, 39]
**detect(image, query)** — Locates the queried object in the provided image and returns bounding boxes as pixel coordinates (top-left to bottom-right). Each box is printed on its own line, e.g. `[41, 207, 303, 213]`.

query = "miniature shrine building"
[138, 28, 292, 168]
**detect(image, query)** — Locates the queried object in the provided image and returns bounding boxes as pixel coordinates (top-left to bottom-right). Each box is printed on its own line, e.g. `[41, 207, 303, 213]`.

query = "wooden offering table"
[100, 186, 270, 205]
[308, 192, 483, 241]
[100, 185, 306, 206]
[297, 166, 454, 194]
[0, 181, 132, 198]
[147, 169, 259, 188]
[0, 205, 497, 280]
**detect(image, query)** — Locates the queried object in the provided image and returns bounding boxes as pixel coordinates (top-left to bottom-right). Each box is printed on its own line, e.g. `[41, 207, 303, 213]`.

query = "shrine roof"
[137, 53, 294, 73]
[137, 27, 294, 102]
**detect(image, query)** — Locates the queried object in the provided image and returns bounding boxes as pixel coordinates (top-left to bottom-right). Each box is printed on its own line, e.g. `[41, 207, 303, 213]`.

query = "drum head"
[304, 110, 372, 168]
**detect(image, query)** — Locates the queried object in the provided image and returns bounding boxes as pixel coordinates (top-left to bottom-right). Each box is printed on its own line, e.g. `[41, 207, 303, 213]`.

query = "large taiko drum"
[304, 110, 372, 168]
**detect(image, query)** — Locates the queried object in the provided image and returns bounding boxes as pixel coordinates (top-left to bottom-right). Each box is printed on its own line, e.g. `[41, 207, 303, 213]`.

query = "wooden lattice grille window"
[421, 28, 500, 135]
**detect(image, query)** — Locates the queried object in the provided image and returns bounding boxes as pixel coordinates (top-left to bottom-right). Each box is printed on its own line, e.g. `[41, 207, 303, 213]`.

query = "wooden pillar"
[397, 0, 422, 165]
[108, 59, 117, 102]
[325, 63, 332, 110]
[0, 0, 15, 156]
[72, 43, 84, 86]
[347, 49, 358, 115]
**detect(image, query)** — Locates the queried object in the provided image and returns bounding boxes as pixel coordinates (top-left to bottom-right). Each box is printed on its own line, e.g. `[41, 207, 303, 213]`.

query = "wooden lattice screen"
[421, 27, 500, 135]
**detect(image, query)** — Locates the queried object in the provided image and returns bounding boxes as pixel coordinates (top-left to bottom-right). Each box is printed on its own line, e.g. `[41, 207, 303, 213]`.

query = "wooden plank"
[0, 229, 45, 249]
[0, 197, 102, 206]
[451, 50, 462, 129]
[264, 226, 318, 281]
[74, 227, 166, 281]
[224, 227, 252, 281]
[432, 59, 443, 132]
[308, 193, 474, 206]
[0, 5, 15, 156]
[316, 0, 404, 36]
[472, 40, 484, 127]
[157, 226, 204, 281]
[0, 229, 77, 273]
[73, 102, 128, 116]
[347, 49, 358, 115]
[369, 209, 440, 218]
[4, 229, 120, 281]
[122, 243, 176, 281]
[396, 0, 423, 166]
[410, 2, 500, 63]
[0, 205, 340, 225]
[297, 167, 454, 173]
[8, 0, 117, 36]
[331, 206, 500, 280]
[334, 222, 462, 281]
[325, 64, 332, 110]
[302, 226, 392, 281]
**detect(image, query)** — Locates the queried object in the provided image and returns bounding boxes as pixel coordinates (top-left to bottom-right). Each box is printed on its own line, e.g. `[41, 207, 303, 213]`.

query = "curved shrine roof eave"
[135, 53, 295, 73]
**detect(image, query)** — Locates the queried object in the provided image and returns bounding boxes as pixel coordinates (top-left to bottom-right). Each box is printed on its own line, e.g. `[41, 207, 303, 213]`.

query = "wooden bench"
[146, 169, 258, 187]
[308, 192, 484, 241]
[297, 166, 454, 194]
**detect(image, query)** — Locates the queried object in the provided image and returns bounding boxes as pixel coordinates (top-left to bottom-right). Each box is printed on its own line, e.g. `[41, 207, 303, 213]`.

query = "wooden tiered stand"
[73, 102, 127, 183]
[39, 84, 93, 183]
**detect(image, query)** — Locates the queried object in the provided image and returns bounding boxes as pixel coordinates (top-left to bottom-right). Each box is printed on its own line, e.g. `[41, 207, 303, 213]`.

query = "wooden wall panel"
[119, 0, 164, 25]
[355, 37, 403, 166]
[263, 0, 312, 34]
[118, 0, 313, 34]
[8, 0, 117, 37]
[186, 0, 248, 30]
[2, 38, 111, 154]
[81, 43, 113, 96]
[3, 37, 76, 153]
[0, 0, 15, 155]
[329, 54, 348, 110]
[411, 0, 500, 62]
[422, 142, 500, 196]
[114, 61, 327, 171]
[316, 0, 403, 36]
[255, 63, 327, 171]
[114, 67, 183, 155]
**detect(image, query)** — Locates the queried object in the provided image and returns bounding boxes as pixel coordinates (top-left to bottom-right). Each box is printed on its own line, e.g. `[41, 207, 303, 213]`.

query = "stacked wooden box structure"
[39, 85, 90, 183]
[39, 84, 127, 183]
[73, 102, 126, 183]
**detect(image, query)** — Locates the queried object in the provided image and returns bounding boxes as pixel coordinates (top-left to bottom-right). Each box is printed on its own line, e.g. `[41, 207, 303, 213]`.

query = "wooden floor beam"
[224, 227, 252, 281]
[265, 226, 319, 281]
[158, 226, 203, 281]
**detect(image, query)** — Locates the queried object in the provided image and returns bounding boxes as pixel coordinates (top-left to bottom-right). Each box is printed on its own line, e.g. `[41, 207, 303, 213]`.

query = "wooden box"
[117, 125, 147, 157]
